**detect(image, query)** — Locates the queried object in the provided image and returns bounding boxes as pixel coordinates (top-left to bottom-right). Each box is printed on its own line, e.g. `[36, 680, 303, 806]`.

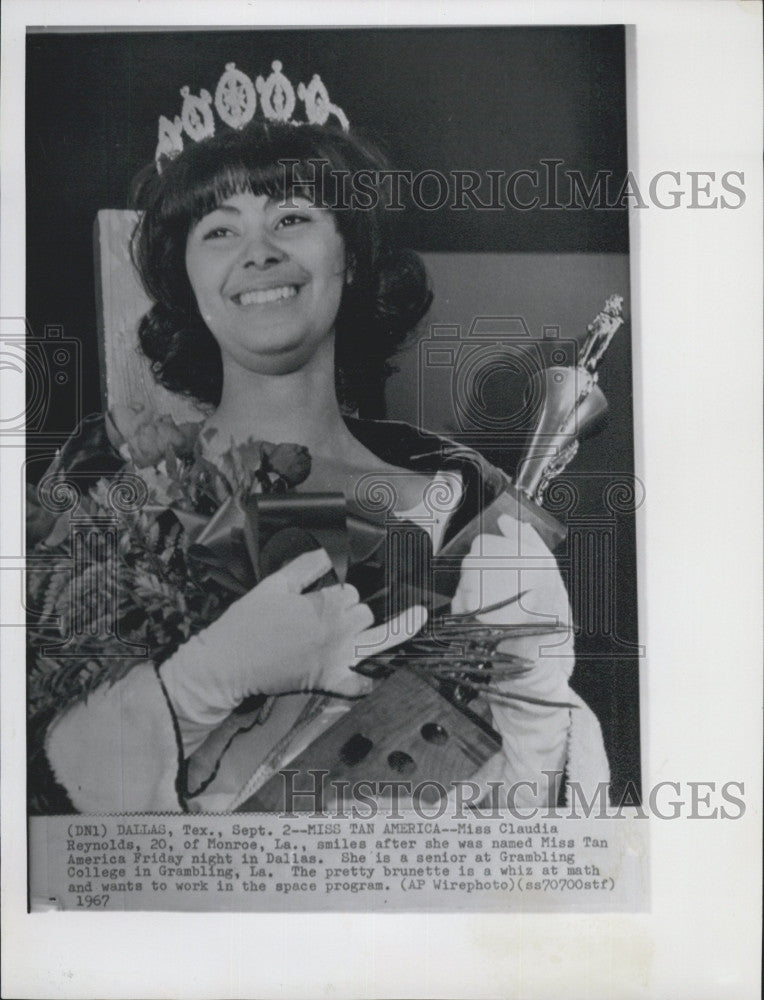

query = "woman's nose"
[240, 229, 286, 269]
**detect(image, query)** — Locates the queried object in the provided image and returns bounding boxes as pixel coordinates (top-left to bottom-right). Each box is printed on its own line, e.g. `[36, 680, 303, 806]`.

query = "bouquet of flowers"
[28, 404, 574, 742]
[27, 405, 313, 722]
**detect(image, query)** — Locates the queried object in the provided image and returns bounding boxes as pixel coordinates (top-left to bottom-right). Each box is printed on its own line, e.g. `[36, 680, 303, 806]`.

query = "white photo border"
[2, 2, 762, 998]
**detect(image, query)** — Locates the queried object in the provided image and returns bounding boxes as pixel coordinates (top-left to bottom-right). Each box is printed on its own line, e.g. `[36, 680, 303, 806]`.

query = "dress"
[27, 412, 610, 814]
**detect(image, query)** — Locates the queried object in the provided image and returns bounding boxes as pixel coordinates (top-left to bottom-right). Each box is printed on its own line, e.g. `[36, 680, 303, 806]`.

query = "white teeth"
[236, 285, 298, 306]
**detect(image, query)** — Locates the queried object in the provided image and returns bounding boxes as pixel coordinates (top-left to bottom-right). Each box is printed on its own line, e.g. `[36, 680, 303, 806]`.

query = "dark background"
[25, 26, 639, 799]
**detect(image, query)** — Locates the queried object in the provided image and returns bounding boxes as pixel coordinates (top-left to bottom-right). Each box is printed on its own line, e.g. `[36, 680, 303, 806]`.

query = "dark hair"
[131, 120, 432, 410]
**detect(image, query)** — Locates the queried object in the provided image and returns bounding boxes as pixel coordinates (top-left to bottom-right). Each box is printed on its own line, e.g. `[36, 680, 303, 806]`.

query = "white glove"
[160, 548, 426, 750]
[452, 513, 574, 806]
[452, 513, 573, 654]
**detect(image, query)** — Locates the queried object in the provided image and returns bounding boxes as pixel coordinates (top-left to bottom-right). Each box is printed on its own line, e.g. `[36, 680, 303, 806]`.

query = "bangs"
[157, 123, 356, 229]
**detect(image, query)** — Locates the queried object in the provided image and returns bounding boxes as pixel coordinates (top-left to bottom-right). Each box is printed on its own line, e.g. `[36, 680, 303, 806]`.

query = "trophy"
[514, 295, 625, 503]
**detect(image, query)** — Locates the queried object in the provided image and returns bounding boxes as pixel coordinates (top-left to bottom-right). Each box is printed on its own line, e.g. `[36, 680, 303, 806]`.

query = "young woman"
[28, 119, 609, 814]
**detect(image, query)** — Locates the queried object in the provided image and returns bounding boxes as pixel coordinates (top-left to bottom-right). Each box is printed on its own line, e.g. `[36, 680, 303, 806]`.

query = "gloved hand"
[451, 513, 574, 807]
[160, 547, 427, 747]
[452, 513, 572, 641]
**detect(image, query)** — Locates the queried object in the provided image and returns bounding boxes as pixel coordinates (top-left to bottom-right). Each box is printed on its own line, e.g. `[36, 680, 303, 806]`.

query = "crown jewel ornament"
[256, 60, 296, 121]
[155, 60, 350, 171]
[215, 63, 257, 129]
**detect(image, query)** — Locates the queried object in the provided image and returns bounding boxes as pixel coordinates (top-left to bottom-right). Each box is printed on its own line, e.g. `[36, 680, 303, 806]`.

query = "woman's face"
[185, 189, 347, 375]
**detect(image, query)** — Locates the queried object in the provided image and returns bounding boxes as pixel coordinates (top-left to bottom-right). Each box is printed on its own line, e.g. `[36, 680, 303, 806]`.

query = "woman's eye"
[202, 226, 235, 240]
[276, 213, 309, 229]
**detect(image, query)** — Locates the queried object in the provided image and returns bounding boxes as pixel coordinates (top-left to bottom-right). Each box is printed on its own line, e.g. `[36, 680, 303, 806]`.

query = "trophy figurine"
[514, 295, 625, 503]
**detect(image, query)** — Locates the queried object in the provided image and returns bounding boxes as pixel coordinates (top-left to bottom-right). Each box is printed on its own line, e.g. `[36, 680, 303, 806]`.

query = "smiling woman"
[184, 191, 347, 376]
[28, 108, 609, 816]
[131, 120, 431, 414]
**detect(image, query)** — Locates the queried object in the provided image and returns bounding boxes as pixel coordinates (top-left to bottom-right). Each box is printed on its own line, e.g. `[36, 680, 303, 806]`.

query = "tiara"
[155, 60, 350, 172]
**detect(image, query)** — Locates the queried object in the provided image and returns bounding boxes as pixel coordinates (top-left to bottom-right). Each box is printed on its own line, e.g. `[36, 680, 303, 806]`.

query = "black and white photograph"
[2, 0, 761, 996]
[23, 24, 638, 827]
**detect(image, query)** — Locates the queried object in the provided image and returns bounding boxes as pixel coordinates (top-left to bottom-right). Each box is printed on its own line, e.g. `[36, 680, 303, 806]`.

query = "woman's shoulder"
[344, 415, 507, 489]
[48, 407, 204, 482]
[345, 415, 565, 552]
[26, 413, 124, 549]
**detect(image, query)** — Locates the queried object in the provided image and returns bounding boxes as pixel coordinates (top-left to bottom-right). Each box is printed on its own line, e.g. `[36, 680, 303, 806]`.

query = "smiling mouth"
[233, 285, 299, 306]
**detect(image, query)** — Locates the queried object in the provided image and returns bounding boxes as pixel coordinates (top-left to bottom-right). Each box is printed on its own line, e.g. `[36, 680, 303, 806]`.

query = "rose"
[105, 406, 312, 496]
[106, 405, 199, 469]
[261, 442, 312, 488]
